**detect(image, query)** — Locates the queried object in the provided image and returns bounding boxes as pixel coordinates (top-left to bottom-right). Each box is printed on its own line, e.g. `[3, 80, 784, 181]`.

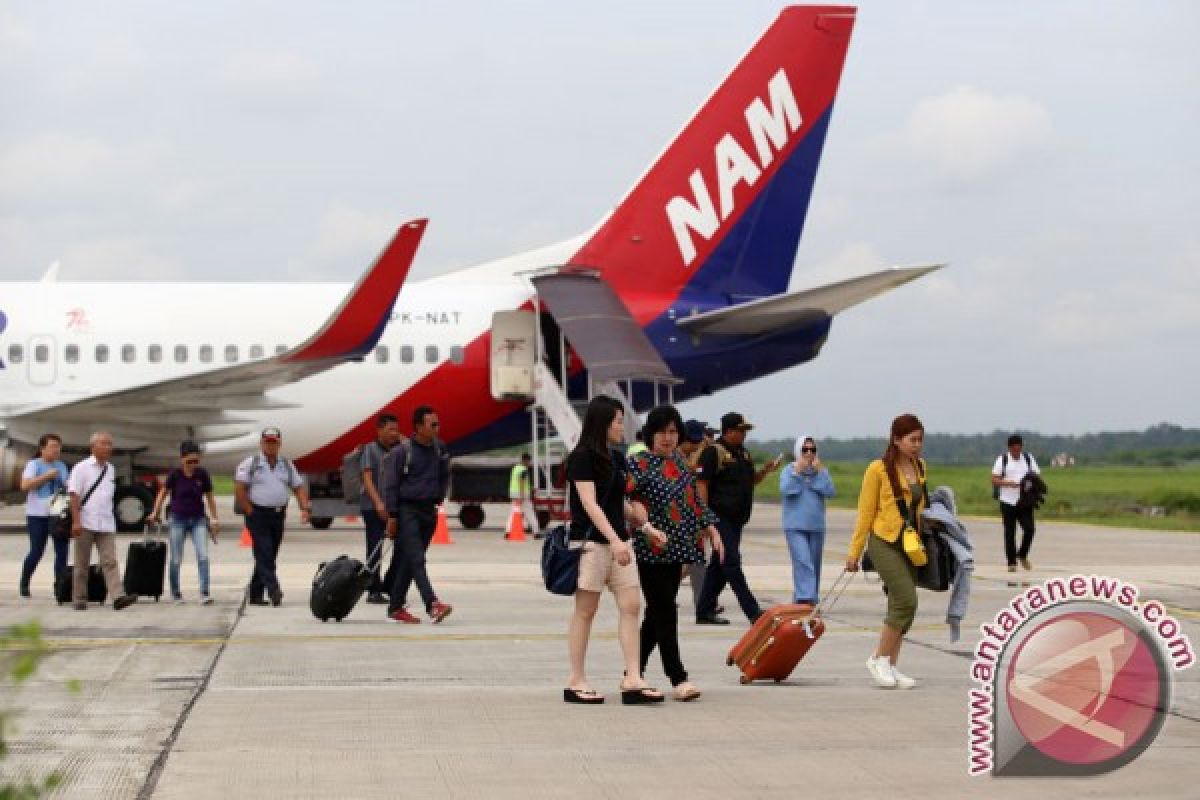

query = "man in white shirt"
[991, 434, 1040, 575]
[68, 431, 138, 611]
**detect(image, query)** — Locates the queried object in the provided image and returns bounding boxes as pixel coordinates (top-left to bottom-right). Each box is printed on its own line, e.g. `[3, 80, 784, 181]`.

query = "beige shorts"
[576, 541, 640, 593]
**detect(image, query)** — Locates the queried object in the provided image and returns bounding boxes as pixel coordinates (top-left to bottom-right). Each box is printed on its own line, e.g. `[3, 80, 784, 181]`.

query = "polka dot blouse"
[626, 450, 719, 565]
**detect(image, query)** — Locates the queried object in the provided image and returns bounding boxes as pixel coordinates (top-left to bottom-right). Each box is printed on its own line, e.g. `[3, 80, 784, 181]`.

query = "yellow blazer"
[847, 458, 928, 563]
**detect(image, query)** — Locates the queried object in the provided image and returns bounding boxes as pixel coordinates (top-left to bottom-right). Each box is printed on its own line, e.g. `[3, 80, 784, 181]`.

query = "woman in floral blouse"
[626, 405, 725, 701]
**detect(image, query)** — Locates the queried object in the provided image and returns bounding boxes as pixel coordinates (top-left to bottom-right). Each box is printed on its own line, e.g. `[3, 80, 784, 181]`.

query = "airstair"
[488, 269, 680, 516]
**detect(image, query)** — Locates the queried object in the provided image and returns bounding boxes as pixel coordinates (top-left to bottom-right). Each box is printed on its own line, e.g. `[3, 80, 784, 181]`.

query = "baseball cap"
[720, 412, 754, 432]
[180, 440, 201, 457]
[683, 420, 707, 443]
[261, 427, 282, 441]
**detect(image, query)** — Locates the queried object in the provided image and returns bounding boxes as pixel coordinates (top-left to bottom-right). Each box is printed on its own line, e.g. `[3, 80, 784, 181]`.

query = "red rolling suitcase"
[727, 569, 854, 684]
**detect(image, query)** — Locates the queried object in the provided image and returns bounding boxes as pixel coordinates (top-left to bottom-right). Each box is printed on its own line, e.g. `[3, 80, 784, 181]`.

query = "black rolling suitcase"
[124, 526, 167, 601]
[56, 565, 107, 605]
[310, 540, 387, 622]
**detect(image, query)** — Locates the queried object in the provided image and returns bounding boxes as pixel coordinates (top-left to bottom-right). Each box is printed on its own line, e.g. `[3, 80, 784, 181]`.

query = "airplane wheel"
[310, 517, 333, 530]
[115, 484, 155, 532]
[458, 504, 484, 529]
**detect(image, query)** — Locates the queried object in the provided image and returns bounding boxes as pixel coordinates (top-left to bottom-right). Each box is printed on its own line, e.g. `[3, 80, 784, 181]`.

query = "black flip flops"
[620, 686, 665, 705]
[563, 688, 605, 704]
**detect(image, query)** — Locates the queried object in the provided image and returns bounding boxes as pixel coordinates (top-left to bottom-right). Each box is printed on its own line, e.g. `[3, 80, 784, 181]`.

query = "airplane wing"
[5, 219, 427, 451]
[674, 264, 944, 337]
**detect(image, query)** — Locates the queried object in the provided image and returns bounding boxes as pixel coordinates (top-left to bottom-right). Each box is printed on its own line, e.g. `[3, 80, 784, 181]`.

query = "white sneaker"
[173, 596, 185, 606]
[891, 665, 916, 689]
[200, 595, 214, 606]
[866, 656, 897, 689]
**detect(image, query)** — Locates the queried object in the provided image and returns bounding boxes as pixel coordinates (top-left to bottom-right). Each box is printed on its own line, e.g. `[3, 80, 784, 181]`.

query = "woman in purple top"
[150, 441, 220, 604]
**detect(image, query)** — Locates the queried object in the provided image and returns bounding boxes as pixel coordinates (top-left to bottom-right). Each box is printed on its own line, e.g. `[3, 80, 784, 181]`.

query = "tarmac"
[0, 499, 1197, 799]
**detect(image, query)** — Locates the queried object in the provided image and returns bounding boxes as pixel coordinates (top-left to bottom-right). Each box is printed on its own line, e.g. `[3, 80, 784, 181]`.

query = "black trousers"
[1000, 502, 1036, 566]
[362, 510, 388, 594]
[697, 518, 761, 621]
[387, 503, 438, 613]
[247, 507, 285, 599]
[638, 561, 688, 686]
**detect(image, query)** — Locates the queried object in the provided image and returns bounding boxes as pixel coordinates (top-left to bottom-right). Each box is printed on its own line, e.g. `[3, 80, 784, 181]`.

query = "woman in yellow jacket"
[845, 414, 927, 689]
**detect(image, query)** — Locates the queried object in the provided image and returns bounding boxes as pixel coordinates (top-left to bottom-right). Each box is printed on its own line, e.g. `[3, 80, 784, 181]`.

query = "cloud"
[0, 11, 34, 52]
[219, 49, 325, 107]
[59, 237, 182, 281]
[791, 241, 889, 290]
[0, 133, 118, 196]
[903, 86, 1053, 181]
[306, 204, 401, 275]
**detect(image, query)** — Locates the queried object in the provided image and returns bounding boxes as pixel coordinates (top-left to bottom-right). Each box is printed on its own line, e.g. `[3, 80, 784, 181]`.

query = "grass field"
[212, 463, 1200, 533]
[754, 462, 1200, 532]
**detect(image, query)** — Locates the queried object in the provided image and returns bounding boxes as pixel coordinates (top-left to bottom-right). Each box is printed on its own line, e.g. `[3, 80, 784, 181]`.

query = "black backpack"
[992, 452, 1041, 503]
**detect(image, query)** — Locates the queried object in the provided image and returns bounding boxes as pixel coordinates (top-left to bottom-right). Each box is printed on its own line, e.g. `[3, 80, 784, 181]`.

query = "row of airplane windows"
[4, 342, 465, 366]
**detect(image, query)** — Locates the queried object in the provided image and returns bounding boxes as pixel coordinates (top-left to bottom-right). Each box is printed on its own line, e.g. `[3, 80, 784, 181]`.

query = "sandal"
[620, 686, 665, 705]
[563, 688, 605, 705]
[673, 683, 702, 702]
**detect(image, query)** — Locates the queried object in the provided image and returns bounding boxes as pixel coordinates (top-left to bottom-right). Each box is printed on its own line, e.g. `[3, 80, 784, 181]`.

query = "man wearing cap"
[235, 427, 311, 606]
[693, 412, 782, 625]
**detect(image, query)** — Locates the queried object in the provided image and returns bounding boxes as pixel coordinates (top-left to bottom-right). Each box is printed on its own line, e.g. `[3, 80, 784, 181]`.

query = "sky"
[1, 1, 1197, 440]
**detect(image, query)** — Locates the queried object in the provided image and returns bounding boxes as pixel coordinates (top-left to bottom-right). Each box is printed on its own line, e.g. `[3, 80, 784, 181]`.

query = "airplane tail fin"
[568, 5, 856, 318]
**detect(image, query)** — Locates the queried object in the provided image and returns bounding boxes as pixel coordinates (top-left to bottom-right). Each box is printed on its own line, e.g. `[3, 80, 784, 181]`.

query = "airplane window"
[275, 345, 287, 356]
[199, 345, 213, 364]
[148, 344, 162, 363]
[8, 344, 22, 364]
[375, 345, 389, 363]
[34, 344, 49, 363]
[224, 345, 238, 363]
[249, 344, 264, 359]
[95, 344, 109, 363]
[122, 344, 136, 363]
[174, 345, 188, 363]
[425, 345, 439, 363]
[400, 345, 414, 364]
[65, 344, 79, 364]
[450, 346, 465, 365]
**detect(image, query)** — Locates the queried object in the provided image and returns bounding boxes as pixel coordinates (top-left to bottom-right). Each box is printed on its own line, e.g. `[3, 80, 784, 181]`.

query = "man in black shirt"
[694, 412, 782, 624]
[385, 405, 453, 624]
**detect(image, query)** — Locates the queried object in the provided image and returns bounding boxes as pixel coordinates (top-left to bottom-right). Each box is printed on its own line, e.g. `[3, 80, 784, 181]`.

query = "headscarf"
[793, 434, 815, 462]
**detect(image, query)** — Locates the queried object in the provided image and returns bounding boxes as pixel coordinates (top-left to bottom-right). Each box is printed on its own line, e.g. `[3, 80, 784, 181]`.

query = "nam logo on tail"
[666, 67, 803, 267]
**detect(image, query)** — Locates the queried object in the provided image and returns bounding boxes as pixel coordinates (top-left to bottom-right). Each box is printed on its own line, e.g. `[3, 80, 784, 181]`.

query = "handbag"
[894, 465, 928, 567]
[915, 524, 955, 592]
[540, 459, 616, 596]
[54, 465, 109, 538]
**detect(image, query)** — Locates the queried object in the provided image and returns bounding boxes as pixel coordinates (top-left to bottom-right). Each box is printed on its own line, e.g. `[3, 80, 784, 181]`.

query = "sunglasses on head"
[801, 446, 817, 454]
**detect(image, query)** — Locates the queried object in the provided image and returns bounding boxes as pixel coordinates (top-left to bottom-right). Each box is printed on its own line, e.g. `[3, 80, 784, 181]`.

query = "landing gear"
[458, 504, 484, 530]
[115, 484, 155, 533]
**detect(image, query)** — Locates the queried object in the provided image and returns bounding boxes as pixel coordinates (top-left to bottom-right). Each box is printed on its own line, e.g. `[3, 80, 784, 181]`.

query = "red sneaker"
[388, 608, 421, 624]
[429, 602, 453, 624]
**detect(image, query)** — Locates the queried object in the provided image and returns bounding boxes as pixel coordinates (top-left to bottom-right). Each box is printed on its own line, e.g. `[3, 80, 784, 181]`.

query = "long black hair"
[571, 395, 624, 484]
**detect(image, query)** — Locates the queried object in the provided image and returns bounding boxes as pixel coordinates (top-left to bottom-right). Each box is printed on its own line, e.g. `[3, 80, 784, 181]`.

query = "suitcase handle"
[813, 568, 855, 620]
[367, 537, 391, 572]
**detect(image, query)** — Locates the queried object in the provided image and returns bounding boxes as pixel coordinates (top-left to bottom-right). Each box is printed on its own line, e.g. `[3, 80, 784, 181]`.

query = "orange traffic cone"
[431, 504, 454, 545]
[239, 526, 252, 548]
[505, 500, 527, 542]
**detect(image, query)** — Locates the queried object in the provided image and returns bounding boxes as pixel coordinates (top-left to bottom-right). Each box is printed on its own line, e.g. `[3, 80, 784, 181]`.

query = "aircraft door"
[490, 310, 536, 400]
[27, 334, 56, 386]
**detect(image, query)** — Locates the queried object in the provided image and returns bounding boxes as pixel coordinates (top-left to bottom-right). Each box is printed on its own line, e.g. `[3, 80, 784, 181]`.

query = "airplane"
[0, 5, 940, 530]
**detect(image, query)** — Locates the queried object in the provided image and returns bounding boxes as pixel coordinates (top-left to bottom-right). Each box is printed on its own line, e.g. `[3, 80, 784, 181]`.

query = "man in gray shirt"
[385, 405, 453, 624]
[359, 413, 402, 604]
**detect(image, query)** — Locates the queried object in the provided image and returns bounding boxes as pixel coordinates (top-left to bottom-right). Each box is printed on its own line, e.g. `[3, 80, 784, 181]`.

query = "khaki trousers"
[73, 529, 123, 605]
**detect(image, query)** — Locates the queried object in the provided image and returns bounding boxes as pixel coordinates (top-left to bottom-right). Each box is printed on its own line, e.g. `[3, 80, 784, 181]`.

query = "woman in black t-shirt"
[564, 395, 667, 706]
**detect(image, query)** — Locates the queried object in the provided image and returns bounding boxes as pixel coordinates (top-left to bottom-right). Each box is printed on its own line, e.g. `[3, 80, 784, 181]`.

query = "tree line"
[750, 423, 1200, 466]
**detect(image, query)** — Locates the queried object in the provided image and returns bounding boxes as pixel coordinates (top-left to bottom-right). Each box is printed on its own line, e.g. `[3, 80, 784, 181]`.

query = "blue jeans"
[169, 516, 211, 598]
[784, 528, 825, 605]
[22, 515, 69, 588]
